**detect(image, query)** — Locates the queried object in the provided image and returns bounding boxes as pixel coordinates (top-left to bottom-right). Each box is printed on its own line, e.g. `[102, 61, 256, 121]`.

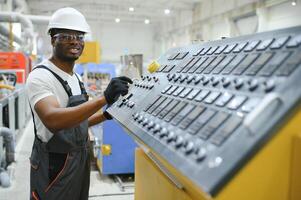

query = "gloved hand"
[103, 110, 112, 120]
[104, 76, 133, 105]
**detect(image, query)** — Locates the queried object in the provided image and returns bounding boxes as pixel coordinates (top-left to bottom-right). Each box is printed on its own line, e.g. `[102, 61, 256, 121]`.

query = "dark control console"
[107, 26, 301, 195]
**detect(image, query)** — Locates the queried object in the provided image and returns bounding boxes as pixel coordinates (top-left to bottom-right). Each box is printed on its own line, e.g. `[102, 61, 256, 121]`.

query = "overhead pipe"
[25, 14, 50, 25]
[0, 11, 34, 52]
[0, 24, 23, 45]
[0, 12, 34, 37]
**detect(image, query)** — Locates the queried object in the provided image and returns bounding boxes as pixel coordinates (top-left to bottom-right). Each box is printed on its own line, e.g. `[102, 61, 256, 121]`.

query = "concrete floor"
[0, 120, 134, 200]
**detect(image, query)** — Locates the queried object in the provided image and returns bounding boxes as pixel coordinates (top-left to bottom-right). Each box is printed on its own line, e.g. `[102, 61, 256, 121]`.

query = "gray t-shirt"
[26, 59, 82, 142]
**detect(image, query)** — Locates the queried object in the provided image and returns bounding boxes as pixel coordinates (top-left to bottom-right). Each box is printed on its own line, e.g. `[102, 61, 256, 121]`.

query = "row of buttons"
[117, 98, 135, 108]
[132, 112, 208, 161]
[161, 84, 261, 112]
[137, 98, 242, 149]
[167, 51, 189, 60]
[141, 75, 159, 82]
[191, 34, 300, 57]
[166, 73, 276, 93]
[174, 50, 297, 77]
[134, 81, 155, 90]
[166, 34, 300, 61]
[143, 95, 243, 145]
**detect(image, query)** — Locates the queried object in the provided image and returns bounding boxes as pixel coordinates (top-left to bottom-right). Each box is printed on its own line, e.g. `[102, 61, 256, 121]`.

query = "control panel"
[107, 26, 301, 195]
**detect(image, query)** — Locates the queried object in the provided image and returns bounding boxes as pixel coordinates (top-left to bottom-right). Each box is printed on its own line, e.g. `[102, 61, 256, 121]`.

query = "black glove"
[104, 76, 133, 105]
[103, 110, 113, 120]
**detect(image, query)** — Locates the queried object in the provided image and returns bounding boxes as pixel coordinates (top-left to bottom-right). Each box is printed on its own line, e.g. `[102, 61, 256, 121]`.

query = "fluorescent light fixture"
[115, 18, 120, 23]
[144, 19, 150, 24]
[164, 9, 170, 15]
[129, 7, 134, 12]
[291, 0, 297, 6]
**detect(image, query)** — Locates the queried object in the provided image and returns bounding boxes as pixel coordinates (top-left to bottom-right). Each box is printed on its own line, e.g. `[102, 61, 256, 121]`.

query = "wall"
[29, 0, 301, 67]
[34, 22, 155, 66]
[154, 0, 301, 57]
[90, 21, 155, 64]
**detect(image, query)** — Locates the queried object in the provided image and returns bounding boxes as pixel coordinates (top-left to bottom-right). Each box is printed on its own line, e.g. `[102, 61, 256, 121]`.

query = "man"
[26, 7, 132, 200]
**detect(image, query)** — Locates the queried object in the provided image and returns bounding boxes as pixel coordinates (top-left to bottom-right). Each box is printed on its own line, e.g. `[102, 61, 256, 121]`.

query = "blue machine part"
[102, 120, 137, 174]
[75, 63, 116, 77]
[77, 63, 137, 174]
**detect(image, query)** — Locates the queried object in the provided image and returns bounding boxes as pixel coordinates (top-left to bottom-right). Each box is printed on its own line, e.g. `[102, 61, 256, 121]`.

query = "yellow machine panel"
[77, 41, 100, 64]
[108, 26, 301, 199]
[135, 108, 301, 200]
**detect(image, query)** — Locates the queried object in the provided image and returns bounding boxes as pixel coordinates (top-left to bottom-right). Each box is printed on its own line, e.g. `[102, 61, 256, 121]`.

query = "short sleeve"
[26, 70, 55, 107]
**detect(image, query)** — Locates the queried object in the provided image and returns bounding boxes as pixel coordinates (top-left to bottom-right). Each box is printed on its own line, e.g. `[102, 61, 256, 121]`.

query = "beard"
[56, 52, 78, 62]
[54, 44, 82, 62]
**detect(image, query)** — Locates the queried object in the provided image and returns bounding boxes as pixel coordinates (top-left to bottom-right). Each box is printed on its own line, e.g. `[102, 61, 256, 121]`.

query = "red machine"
[0, 52, 31, 84]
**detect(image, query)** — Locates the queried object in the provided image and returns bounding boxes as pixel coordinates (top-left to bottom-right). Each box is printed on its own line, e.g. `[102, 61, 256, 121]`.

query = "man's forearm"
[45, 96, 107, 132]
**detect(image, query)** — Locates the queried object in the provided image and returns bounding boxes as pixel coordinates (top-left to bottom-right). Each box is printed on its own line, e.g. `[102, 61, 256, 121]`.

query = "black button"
[222, 77, 231, 88]
[147, 121, 155, 130]
[175, 136, 184, 148]
[166, 131, 176, 142]
[234, 78, 244, 89]
[211, 77, 220, 86]
[263, 80, 275, 92]
[247, 79, 259, 91]
[186, 75, 195, 84]
[167, 73, 175, 81]
[202, 77, 210, 85]
[133, 113, 140, 120]
[184, 141, 195, 154]
[153, 124, 161, 134]
[196, 148, 207, 162]
[194, 76, 203, 84]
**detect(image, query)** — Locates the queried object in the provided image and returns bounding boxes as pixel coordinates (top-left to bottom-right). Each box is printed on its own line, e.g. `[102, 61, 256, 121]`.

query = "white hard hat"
[47, 7, 90, 33]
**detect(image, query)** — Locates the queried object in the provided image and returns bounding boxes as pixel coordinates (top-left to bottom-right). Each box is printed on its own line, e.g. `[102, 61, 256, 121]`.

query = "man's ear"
[50, 37, 55, 46]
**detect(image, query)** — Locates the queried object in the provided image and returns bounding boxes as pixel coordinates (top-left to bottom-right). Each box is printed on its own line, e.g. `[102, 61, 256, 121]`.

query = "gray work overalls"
[29, 65, 90, 200]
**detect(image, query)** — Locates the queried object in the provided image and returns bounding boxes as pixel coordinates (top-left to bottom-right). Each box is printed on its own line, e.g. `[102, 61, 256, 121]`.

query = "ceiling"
[26, 0, 198, 24]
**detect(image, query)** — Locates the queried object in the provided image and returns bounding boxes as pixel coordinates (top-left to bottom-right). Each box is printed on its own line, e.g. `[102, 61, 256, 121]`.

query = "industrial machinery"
[0, 52, 30, 188]
[120, 54, 143, 79]
[76, 63, 137, 175]
[107, 26, 301, 199]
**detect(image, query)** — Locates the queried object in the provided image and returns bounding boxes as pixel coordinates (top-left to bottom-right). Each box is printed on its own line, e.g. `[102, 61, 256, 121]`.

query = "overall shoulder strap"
[74, 73, 89, 100]
[29, 103, 43, 143]
[34, 65, 73, 97]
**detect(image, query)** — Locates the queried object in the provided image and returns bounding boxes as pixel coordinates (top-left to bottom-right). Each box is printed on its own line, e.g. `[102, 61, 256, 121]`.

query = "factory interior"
[0, 0, 301, 199]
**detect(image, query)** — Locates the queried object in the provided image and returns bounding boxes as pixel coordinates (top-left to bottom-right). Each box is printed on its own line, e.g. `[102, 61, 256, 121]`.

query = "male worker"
[26, 7, 132, 200]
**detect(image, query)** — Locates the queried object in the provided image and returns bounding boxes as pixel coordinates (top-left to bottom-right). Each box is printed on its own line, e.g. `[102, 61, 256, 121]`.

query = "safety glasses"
[53, 33, 85, 42]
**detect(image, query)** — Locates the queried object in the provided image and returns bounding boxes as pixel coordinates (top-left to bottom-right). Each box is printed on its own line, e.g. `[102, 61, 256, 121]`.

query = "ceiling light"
[144, 19, 150, 24]
[129, 7, 135, 12]
[291, 0, 297, 6]
[115, 18, 120, 23]
[164, 9, 170, 15]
